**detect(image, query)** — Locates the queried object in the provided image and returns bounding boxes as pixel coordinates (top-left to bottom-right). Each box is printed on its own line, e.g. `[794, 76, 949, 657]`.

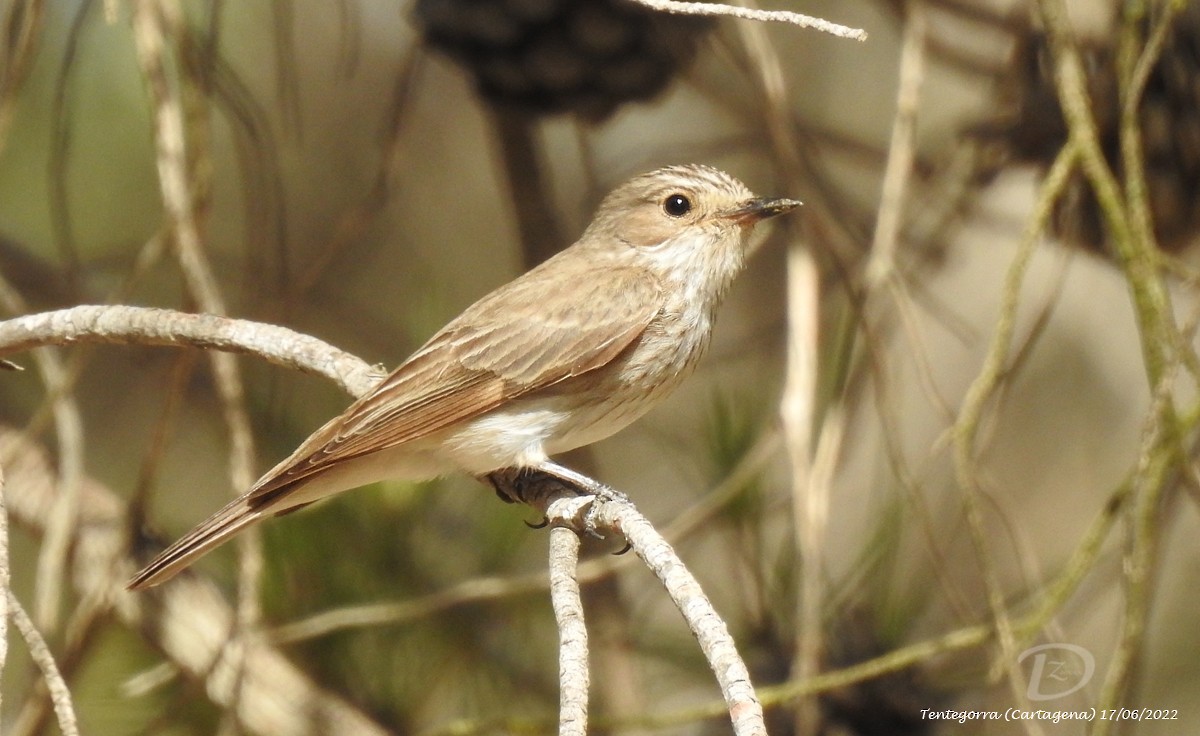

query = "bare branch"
[510, 478, 766, 736]
[864, 1, 928, 287]
[0, 305, 381, 397]
[627, 0, 867, 41]
[597, 499, 765, 736]
[548, 524, 588, 736]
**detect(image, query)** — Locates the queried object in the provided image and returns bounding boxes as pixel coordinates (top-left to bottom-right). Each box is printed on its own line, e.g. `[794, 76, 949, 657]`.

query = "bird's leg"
[532, 460, 628, 504]
[485, 462, 627, 503]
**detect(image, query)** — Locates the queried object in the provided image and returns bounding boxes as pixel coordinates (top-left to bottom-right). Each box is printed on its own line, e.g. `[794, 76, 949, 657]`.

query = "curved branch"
[597, 500, 765, 736]
[0, 305, 381, 398]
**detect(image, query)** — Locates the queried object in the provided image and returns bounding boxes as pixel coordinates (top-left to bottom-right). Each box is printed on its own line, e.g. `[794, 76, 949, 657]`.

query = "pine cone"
[413, 0, 712, 120]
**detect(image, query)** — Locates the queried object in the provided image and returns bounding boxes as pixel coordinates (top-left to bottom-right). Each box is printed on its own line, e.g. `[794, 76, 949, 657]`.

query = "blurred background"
[1, 0, 1199, 733]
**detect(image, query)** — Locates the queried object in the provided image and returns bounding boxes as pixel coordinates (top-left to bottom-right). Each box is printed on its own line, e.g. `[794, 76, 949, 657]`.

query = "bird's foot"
[484, 462, 629, 540]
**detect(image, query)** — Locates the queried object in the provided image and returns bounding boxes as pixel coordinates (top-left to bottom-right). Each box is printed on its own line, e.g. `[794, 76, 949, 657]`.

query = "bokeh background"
[1, 0, 1198, 734]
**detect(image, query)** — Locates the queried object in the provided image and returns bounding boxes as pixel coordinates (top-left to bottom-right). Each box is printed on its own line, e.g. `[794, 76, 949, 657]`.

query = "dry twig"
[7, 590, 79, 736]
[629, 0, 867, 41]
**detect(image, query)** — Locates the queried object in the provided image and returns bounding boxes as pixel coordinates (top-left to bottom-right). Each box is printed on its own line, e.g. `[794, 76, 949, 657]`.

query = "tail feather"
[127, 494, 265, 589]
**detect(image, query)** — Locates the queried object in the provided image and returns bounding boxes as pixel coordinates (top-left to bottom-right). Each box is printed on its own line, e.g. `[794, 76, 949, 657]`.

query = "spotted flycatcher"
[129, 164, 800, 588]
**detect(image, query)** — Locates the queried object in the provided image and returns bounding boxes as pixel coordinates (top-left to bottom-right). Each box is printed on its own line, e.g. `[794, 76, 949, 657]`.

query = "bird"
[128, 164, 800, 589]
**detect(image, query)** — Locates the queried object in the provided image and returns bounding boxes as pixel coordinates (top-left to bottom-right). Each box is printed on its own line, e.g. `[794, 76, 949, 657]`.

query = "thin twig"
[47, 0, 91, 290]
[285, 46, 423, 311]
[628, 0, 867, 41]
[131, 2, 263, 677]
[8, 575, 111, 736]
[1034, 1, 1189, 725]
[864, 0, 927, 287]
[0, 0, 45, 157]
[207, 54, 291, 300]
[601, 498, 765, 736]
[781, 236, 821, 736]
[8, 592, 79, 736]
[856, 299, 977, 622]
[128, 350, 199, 518]
[728, 9, 813, 735]
[1035, 0, 1175, 383]
[951, 141, 1080, 719]
[1119, 2, 1200, 385]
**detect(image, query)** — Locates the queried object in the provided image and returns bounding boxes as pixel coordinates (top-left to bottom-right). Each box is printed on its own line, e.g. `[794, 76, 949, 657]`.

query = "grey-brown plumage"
[128, 164, 799, 589]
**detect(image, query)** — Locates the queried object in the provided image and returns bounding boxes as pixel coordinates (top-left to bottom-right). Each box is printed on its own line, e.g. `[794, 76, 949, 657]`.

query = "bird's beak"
[722, 197, 802, 225]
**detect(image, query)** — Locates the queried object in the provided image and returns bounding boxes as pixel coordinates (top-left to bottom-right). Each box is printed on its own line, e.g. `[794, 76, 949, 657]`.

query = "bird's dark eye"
[663, 193, 692, 217]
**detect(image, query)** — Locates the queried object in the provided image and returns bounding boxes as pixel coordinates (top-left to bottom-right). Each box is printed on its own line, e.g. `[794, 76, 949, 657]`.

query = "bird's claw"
[582, 483, 627, 539]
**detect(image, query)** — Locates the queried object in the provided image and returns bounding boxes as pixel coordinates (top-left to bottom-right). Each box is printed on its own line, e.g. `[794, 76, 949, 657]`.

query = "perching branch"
[548, 525, 588, 736]
[495, 470, 768, 736]
[579, 496, 767, 736]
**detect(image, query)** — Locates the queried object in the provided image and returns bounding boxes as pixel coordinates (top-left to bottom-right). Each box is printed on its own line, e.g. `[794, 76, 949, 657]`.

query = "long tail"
[127, 494, 266, 589]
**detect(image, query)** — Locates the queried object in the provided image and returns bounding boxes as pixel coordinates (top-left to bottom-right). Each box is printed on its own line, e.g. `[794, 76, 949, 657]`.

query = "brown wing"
[126, 259, 663, 589]
[246, 261, 664, 501]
